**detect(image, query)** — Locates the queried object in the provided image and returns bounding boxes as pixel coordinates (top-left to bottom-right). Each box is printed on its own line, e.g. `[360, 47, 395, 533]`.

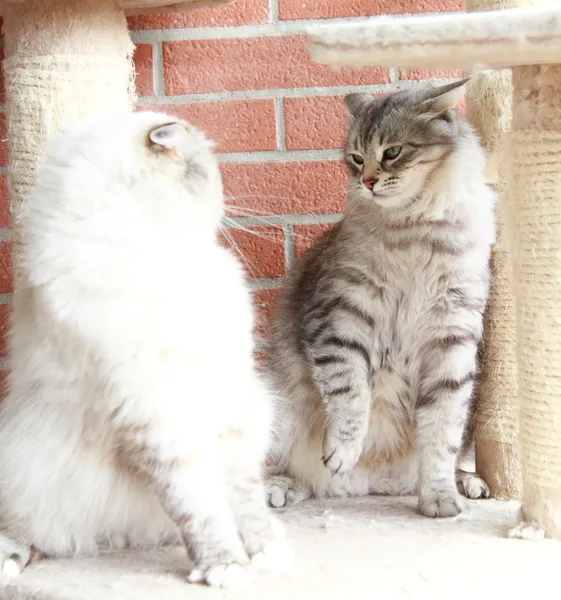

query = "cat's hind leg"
[0, 533, 32, 578]
[117, 432, 252, 589]
[265, 421, 331, 508]
[266, 475, 312, 508]
[456, 469, 491, 500]
[415, 340, 478, 518]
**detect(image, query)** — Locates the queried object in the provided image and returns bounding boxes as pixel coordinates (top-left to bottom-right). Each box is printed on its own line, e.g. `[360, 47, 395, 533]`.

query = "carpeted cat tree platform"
[307, 4, 561, 540]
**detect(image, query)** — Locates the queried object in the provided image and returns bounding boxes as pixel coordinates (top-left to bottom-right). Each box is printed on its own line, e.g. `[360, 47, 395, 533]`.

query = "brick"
[219, 226, 285, 278]
[222, 161, 347, 216]
[137, 99, 277, 153]
[284, 96, 348, 151]
[0, 370, 7, 402]
[293, 222, 335, 258]
[0, 176, 10, 228]
[0, 241, 12, 294]
[0, 114, 7, 167]
[127, 0, 269, 29]
[278, 0, 464, 20]
[400, 68, 462, 80]
[163, 36, 390, 95]
[0, 302, 10, 358]
[0, 47, 5, 103]
[254, 350, 269, 364]
[133, 44, 154, 97]
[253, 288, 280, 340]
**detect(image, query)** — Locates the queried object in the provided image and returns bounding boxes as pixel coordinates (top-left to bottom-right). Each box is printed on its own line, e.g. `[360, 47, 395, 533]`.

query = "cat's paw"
[456, 471, 491, 500]
[266, 476, 309, 508]
[188, 562, 253, 589]
[250, 518, 294, 575]
[0, 535, 31, 579]
[418, 490, 466, 518]
[322, 436, 362, 474]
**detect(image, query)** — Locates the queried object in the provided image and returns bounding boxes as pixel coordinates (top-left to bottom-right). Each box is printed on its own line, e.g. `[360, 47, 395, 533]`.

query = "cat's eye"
[350, 153, 364, 165]
[383, 146, 402, 160]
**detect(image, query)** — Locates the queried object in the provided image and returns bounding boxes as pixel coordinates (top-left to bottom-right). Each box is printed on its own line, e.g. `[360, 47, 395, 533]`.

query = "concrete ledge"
[2, 496, 559, 600]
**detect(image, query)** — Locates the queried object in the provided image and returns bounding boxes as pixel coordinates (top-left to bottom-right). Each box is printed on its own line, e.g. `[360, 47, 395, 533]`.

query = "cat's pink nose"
[363, 178, 378, 191]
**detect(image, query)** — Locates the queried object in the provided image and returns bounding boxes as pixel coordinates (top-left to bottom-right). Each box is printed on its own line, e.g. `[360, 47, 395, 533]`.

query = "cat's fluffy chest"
[354, 235, 487, 374]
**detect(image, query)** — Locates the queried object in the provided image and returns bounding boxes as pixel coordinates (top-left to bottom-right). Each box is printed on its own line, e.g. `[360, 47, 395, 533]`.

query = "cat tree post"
[306, 5, 561, 538]
[509, 62, 561, 536]
[466, 0, 520, 500]
[0, 0, 235, 282]
[2, 0, 133, 283]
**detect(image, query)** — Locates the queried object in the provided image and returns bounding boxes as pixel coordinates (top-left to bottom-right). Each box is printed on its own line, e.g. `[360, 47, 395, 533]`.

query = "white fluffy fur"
[0, 111, 290, 587]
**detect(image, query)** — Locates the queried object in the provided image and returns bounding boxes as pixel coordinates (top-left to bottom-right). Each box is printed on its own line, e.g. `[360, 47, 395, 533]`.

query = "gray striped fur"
[266, 80, 495, 518]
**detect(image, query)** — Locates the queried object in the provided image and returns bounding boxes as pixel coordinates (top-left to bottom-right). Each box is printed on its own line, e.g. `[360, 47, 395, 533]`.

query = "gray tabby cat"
[266, 80, 495, 518]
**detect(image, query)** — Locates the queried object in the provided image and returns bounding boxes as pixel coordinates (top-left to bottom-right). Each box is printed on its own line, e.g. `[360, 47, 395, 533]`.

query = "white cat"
[0, 110, 291, 588]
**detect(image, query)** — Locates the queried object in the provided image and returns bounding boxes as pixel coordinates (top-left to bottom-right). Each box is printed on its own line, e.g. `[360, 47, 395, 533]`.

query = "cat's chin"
[372, 194, 410, 210]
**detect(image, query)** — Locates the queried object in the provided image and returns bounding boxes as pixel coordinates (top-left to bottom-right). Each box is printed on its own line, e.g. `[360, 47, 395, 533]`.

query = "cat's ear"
[148, 122, 190, 151]
[420, 78, 469, 113]
[344, 93, 374, 118]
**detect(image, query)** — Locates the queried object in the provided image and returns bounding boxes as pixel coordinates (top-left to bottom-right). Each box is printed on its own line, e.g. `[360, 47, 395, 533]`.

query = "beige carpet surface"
[2, 496, 560, 599]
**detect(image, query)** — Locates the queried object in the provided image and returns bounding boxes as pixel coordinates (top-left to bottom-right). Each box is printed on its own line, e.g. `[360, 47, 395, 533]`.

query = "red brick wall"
[0, 0, 464, 376]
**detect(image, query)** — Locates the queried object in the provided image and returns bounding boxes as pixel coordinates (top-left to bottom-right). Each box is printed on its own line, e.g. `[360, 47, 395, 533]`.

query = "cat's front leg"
[227, 463, 294, 575]
[415, 337, 477, 518]
[310, 342, 373, 474]
[117, 432, 251, 588]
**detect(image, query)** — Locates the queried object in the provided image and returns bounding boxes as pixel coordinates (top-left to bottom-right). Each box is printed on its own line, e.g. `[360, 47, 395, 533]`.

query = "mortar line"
[284, 223, 296, 271]
[0, 293, 12, 304]
[254, 341, 271, 354]
[275, 97, 287, 152]
[269, 0, 279, 23]
[0, 229, 12, 241]
[152, 41, 166, 99]
[0, 358, 7, 370]
[249, 278, 284, 290]
[134, 78, 459, 104]
[217, 148, 342, 164]
[226, 214, 342, 227]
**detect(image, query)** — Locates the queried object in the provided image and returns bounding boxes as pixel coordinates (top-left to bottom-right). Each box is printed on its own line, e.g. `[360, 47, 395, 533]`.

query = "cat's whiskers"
[225, 186, 348, 218]
[221, 217, 283, 241]
[219, 226, 260, 278]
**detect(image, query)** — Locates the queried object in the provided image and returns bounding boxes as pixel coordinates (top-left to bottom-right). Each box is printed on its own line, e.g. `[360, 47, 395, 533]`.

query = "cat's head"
[49, 111, 224, 235]
[344, 79, 469, 211]
[139, 111, 224, 231]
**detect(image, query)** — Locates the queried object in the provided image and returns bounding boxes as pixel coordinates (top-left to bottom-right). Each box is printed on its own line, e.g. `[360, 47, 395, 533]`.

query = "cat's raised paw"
[418, 491, 466, 518]
[322, 437, 362, 474]
[456, 471, 490, 500]
[266, 476, 309, 508]
[188, 562, 253, 589]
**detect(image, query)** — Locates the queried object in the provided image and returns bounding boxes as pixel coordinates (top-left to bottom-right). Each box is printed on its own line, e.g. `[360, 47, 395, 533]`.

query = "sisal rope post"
[465, 0, 520, 500]
[3, 0, 135, 281]
[507, 63, 561, 539]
